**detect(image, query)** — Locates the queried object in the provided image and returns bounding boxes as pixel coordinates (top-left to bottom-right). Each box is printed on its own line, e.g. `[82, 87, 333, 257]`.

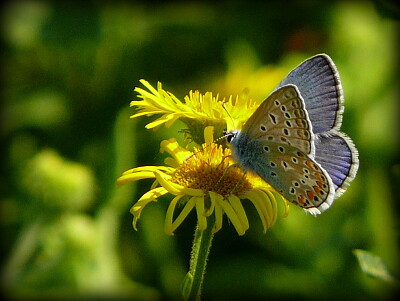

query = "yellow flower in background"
[131, 80, 263, 144]
[209, 40, 285, 103]
[117, 127, 286, 236]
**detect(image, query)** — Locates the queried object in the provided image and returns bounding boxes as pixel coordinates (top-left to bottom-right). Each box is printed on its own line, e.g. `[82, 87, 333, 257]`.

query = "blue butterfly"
[226, 54, 359, 214]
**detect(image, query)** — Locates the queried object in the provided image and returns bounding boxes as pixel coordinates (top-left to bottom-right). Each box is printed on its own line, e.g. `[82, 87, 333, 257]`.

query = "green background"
[1, 1, 398, 300]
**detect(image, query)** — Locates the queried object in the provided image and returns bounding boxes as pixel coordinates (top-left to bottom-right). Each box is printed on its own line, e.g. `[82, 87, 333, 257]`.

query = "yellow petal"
[153, 170, 185, 195]
[264, 190, 279, 225]
[121, 165, 172, 175]
[180, 186, 206, 197]
[204, 126, 215, 145]
[164, 157, 179, 168]
[195, 196, 207, 230]
[145, 113, 178, 129]
[116, 171, 155, 186]
[139, 79, 159, 95]
[204, 193, 215, 217]
[217, 198, 245, 236]
[209, 192, 222, 233]
[160, 139, 192, 164]
[243, 190, 269, 232]
[171, 196, 196, 232]
[228, 195, 249, 232]
[165, 195, 185, 235]
[130, 187, 168, 230]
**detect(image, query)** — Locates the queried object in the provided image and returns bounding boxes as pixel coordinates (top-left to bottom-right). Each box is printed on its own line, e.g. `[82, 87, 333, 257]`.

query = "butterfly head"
[224, 130, 239, 144]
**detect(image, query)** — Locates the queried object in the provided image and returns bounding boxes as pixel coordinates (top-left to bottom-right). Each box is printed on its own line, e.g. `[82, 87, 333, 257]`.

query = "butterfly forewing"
[275, 54, 343, 134]
[241, 85, 315, 157]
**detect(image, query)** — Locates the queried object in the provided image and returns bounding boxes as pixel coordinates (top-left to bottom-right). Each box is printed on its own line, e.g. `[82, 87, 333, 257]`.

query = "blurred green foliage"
[1, 1, 398, 300]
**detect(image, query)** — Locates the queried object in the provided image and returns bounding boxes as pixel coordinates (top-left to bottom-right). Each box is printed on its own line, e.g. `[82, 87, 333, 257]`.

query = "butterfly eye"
[225, 132, 236, 143]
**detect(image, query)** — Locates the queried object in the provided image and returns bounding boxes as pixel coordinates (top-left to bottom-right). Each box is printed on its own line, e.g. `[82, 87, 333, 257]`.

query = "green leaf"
[353, 249, 397, 282]
[181, 272, 194, 301]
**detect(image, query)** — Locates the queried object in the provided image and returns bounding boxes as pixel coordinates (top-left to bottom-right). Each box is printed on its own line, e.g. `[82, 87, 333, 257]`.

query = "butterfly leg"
[214, 162, 237, 191]
[229, 170, 248, 196]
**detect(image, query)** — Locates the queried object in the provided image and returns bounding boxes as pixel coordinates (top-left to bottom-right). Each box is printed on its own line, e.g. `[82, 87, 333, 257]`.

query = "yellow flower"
[131, 79, 262, 144]
[117, 127, 287, 236]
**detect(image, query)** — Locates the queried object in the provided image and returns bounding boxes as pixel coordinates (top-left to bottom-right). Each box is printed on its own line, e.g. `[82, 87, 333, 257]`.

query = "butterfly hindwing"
[314, 131, 359, 198]
[275, 54, 343, 134]
[238, 140, 335, 214]
[241, 85, 315, 157]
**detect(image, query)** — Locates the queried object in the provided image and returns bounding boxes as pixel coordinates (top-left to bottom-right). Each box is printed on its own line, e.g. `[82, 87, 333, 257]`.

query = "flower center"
[170, 145, 253, 196]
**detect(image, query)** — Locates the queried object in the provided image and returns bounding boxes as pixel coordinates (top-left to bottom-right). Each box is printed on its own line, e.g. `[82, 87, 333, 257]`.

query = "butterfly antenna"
[221, 98, 235, 133]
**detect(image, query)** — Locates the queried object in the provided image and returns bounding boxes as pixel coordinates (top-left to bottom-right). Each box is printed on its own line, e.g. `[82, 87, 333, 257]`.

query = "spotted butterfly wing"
[228, 85, 335, 214]
[274, 54, 359, 197]
[253, 142, 335, 214]
[239, 84, 315, 157]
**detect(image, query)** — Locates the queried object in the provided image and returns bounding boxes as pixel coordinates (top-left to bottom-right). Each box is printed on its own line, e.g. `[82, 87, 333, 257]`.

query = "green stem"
[182, 216, 215, 301]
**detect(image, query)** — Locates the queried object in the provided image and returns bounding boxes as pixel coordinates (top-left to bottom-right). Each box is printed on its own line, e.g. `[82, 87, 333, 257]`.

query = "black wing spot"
[278, 146, 285, 153]
[260, 125, 267, 131]
[264, 146, 270, 152]
[269, 114, 277, 124]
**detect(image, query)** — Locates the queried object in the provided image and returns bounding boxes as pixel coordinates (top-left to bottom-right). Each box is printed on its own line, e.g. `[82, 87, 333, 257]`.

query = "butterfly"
[226, 54, 359, 215]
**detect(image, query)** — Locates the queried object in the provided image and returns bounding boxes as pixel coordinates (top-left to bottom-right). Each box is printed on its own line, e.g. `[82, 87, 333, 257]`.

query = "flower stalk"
[182, 213, 215, 301]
